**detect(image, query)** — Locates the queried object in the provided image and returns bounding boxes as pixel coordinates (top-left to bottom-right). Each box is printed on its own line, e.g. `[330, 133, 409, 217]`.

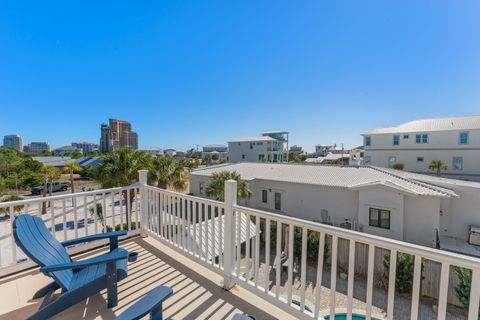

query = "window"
[393, 135, 400, 146]
[262, 190, 268, 203]
[369, 208, 391, 229]
[242, 154, 245, 159]
[416, 134, 429, 144]
[250, 143, 254, 149]
[257, 142, 263, 145]
[364, 156, 371, 165]
[403, 134, 410, 139]
[199, 183, 204, 195]
[365, 136, 371, 146]
[238, 143, 241, 146]
[274, 192, 282, 211]
[416, 157, 424, 162]
[453, 157, 463, 171]
[388, 156, 397, 167]
[259, 154, 265, 161]
[459, 132, 469, 145]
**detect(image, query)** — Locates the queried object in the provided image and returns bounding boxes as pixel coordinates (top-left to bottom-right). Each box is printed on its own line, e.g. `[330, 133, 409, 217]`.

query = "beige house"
[190, 162, 480, 253]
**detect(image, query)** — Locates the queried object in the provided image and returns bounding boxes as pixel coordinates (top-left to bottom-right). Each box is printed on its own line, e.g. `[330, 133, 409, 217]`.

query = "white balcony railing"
[0, 184, 141, 275]
[139, 173, 480, 320]
[1, 170, 480, 320]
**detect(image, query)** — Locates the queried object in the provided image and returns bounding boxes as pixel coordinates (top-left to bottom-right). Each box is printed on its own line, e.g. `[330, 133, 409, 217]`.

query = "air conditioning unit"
[468, 225, 480, 246]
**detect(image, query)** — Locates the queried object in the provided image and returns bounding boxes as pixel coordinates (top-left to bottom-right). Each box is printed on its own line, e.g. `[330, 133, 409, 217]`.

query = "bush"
[392, 163, 405, 170]
[453, 267, 473, 309]
[106, 222, 140, 232]
[383, 251, 416, 293]
[0, 195, 24, 216]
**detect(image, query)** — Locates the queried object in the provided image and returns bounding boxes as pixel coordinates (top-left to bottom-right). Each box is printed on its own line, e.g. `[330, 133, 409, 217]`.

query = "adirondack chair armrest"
[61, 230, 128, 251]
[116, 286, 173, 320]
[40, 249, 129, 273]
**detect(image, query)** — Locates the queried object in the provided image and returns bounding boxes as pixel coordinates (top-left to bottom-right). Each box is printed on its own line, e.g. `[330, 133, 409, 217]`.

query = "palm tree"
[40, 166, 61, 214]
[428, 160, 447, 177]
[95, 148, 152, 227]
[63, 162, 82, 193]
[151, 156, 186, 190]
[206, 170, 252, 202]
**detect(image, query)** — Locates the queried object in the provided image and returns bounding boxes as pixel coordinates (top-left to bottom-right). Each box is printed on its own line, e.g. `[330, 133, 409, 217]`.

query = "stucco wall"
[404, 196, 441, 247]
[358, 188, 405, 241]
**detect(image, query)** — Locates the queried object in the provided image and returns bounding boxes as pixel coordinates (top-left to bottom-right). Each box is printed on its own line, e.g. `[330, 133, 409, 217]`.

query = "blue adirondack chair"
[13, 214, 131, 320]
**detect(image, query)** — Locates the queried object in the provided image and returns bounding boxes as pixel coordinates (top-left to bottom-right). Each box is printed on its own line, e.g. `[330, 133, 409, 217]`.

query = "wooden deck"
[0, 237, 293, 320]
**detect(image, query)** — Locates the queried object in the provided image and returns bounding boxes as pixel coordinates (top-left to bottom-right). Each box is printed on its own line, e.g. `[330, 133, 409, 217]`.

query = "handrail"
[143, 184, 225, 207]
[0, 184, 139, 208]
[233, 204, 480, 270]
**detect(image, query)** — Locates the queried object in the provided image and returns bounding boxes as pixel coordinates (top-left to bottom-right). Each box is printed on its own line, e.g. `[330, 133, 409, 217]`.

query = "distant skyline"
[1, 1, 479, 152]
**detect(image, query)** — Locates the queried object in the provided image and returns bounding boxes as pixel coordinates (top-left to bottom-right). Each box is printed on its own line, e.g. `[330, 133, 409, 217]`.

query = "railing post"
[223, 179, 237, 290]
[139, 170, 148, 238]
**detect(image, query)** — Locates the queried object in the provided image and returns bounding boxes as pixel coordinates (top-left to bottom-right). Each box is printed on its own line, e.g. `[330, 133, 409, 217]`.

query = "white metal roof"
[191, 163, 458, 198]
[362, 115, 480, 135]
[187, 213, 258, 260]
[228, 136, 279, 143]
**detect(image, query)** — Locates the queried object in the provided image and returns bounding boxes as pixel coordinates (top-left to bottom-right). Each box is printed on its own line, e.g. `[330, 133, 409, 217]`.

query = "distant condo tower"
[100, 119, 138, 153]
[3, 134, 24, 152]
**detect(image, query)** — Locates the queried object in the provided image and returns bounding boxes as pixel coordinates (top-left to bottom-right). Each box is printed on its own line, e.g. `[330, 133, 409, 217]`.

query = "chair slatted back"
[13, 214, 73, 290]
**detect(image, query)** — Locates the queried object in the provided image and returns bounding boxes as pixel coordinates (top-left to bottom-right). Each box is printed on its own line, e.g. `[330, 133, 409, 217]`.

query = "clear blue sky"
[1, 1, 479, 152]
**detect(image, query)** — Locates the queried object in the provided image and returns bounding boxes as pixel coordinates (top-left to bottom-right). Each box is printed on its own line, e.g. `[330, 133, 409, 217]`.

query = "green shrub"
[0, 195, 24, 216]
[383, 251, 416, 293]
[392, 163, 405, 170]
[453, 267, 473, 309]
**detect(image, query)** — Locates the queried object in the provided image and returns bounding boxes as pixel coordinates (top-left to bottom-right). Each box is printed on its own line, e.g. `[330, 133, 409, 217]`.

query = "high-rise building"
[28, 142, 51, 153]
[72, 142, 99, 153]
[99, 119, 138, 153]
[3, 135, 24, 152]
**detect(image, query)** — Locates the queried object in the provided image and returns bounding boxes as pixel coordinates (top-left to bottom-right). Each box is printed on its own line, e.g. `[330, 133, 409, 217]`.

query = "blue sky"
[1, 1, 479, 152]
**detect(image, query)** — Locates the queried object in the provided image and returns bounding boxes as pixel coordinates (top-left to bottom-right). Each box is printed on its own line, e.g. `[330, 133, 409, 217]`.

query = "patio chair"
[13, 214, 132, 320]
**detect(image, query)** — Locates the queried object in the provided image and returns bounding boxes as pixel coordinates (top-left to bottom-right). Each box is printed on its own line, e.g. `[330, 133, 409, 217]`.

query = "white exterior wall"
[190, 173, 447, 246]
[363, 129, 480, 180]
[358, 188, 405, 241]
[404, 196, 441, 247]
[228, 141, 286, 163]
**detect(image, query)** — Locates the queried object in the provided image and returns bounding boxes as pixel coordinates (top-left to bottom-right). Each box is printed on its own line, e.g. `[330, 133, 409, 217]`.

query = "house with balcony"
[190, 162, 480, 252]
[203, 144, 229, 161]
[361, 115, 480, 181]
[1, 169, 480, 320]
[228, 131, 289, 163]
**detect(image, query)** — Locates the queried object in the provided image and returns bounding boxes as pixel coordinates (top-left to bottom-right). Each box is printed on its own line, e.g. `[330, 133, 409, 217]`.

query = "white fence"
[0, 184, 141, 275]
[139, 175, 480, 320]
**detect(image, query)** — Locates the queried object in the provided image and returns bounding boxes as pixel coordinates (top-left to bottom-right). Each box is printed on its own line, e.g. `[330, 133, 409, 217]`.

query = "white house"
[203, 144, 228, 161]
[362, 115, 480, 181]
[228, 131, 289, 163]
[190, 162, 480, 253]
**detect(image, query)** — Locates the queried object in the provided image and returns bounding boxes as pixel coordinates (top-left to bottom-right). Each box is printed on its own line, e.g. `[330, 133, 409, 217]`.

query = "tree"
[80, 165, 95, 179]
[40, 166, 61, 214]
[204, 154, 213, 166]
[151, 156, 186, 190]
[70, 151, 83, 159]
[428, 160, 447, 177]
[95, 148, 152, 226]
[206, 170, 252, 202]
[288, 153, 301, 163]
[63, 162, 82, 193]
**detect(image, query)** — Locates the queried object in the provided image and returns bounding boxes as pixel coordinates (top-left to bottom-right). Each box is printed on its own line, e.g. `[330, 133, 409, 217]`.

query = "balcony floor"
[0, 237, 293, 320]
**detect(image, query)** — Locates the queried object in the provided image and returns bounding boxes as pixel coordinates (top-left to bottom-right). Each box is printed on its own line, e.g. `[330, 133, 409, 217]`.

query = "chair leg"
[151, 303, 164, 320]
[32, 281, 59, 299]
[106, 261, 118, 308]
